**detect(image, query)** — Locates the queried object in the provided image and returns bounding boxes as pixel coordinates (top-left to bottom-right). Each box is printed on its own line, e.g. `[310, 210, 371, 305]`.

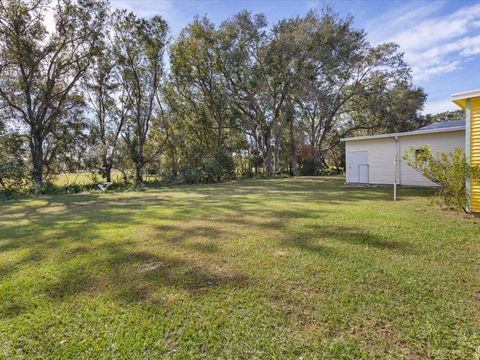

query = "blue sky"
[109, 0, 480, 115]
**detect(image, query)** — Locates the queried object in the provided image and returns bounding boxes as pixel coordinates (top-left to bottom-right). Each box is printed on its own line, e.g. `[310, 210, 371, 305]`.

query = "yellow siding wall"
[471, 98, 480, 212]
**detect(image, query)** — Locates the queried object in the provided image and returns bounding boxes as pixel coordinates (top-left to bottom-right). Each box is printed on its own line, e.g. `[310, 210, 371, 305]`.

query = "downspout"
[395, 136, 401, 186]
[393, 136, 400, 201]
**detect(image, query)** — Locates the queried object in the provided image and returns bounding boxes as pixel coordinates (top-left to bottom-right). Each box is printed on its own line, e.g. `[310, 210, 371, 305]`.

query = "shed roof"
[341, 120, 465, 142]
[416, 119, 465, 131]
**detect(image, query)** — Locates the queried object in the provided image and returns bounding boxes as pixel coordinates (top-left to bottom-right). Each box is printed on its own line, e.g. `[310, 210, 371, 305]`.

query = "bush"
[298, 160, 343, 176]
[0, 135, 29, 194]
[319, 166, 343, 176]
[179, 151, 236, 184]
[403, 146, 480, 213]
[298, 159, 316, 176]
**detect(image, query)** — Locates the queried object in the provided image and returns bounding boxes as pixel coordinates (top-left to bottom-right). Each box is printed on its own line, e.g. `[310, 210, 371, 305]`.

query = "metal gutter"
[451, 89, 480, 100]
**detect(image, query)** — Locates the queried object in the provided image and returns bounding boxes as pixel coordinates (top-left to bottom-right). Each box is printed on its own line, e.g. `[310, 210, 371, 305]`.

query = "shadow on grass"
[304, 225, 410, 252]
[47, 244, 249, 302]
[0, 176, 427, 316]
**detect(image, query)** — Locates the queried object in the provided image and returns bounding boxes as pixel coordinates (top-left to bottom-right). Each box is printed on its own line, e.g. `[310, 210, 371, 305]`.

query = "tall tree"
[218, 12, 300, 176]
[113, 10, 168, 184]
[169, 17, 232, 154]
[295, 9, 420, 172]
[263, 16, 303, 174]
[0, 0, 107, 194]
[217, 12, 272, 175]
[83, 34, 126, 182]
[345, 78, 426, 135]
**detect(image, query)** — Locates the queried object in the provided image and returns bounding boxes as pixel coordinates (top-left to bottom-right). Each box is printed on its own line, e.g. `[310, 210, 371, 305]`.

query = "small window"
[415, 148, 426, 157]
[414, 148, 428, 165]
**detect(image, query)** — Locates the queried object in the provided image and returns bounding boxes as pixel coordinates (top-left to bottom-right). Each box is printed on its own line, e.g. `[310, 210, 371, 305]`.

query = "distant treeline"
[0, 0, 463, 194]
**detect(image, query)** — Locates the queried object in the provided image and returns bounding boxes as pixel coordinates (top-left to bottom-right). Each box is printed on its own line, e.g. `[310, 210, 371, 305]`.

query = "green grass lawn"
[1, 177, 479, 359]
[53, 171, 125, 186]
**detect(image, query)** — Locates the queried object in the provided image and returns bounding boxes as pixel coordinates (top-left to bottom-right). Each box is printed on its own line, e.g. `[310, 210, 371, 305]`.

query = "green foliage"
[0, 152, 29, 194]
[294, 10, 424, 173]
[422, 110, 464, 124]
[319, 166, 343, 176]
[403, 146, 480, 212]
[298, 161, 342, 176]
[112, 10, 169, 184]
[0, 3, 427, 191]
[0, 0, 108, 194]
[38, 180, 140, 195]
[0, 133, 29, 194]
[299, 159, 317, 176]
[179, 151, 236, 184]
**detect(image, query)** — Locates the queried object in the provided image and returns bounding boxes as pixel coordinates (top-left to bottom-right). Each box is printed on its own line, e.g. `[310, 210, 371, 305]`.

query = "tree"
[419, 109, 465, 128]
[169, 17, 232, 154]
[0, 122, 29, 192]
[217, 12, 272, 175]
[295, 9, 422, 173]
[0, 0, 108, 195]
[218, 12, 301, 176]
[346, 78, 427, 134]
[263, 16, 303, 174]
[113, 10, 168, 184]
[83, 33, 126, 182]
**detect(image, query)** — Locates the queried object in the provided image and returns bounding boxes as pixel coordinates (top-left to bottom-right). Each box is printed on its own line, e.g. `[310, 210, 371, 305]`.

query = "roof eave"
[451, 88, 480, 109]
[452, 99, 466, 110]
[340, 126, 465, 142]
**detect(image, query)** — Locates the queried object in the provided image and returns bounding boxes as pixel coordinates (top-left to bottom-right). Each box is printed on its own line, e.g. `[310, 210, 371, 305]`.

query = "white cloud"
[423, 99, 458, 115]
[306, 0, 320, 10]
[110, 0, 187, 34]
[415, 61, 460, 81]
[368, 2, 480, 81]
[389, 5, 480, 51]
[367, 2, 444, 44]
[111, 0, 176, 18]
[44, 6, 55, 34]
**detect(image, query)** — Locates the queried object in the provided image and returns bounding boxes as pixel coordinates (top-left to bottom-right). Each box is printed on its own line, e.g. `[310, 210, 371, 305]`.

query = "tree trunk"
[314, 149, 323, 175]
[264, 129, 272, 177]
[289, 114, 297, 176]
[135, 162, 143, 185]
[171, 146, 178, 177]
[274, 127, 281, 174]
[31, 134, 43, 196]
[217, 117, 224, 151]
[105, 162, 112, 183]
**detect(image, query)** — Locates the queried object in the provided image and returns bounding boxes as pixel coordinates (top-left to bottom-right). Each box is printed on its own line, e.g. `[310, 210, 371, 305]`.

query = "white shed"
[341, 120, 465, 186]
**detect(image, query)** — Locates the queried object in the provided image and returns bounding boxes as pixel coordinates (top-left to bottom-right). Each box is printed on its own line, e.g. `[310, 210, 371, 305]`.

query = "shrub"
[0, 160, 29, 194]
[179, 151, 236, 184]
[0, 134, 29, 194]
[403, 146, 480, 213]
[298, 159, 316, 176]
[319, 166, 343, 176]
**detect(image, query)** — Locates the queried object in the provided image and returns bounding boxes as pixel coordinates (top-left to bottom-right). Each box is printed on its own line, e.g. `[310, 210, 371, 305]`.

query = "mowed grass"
[0, 177, 479, 359]
[53, 171, 125, 186]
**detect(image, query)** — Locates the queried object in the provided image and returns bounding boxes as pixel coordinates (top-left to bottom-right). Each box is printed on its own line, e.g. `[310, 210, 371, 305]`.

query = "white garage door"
[347, 151, 369, 183]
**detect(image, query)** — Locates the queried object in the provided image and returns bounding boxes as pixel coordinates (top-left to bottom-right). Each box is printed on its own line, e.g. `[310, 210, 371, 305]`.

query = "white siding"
[345, 130, 465, 186]
[398, 130, 465, 186]
[346, 138, 396, 185]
